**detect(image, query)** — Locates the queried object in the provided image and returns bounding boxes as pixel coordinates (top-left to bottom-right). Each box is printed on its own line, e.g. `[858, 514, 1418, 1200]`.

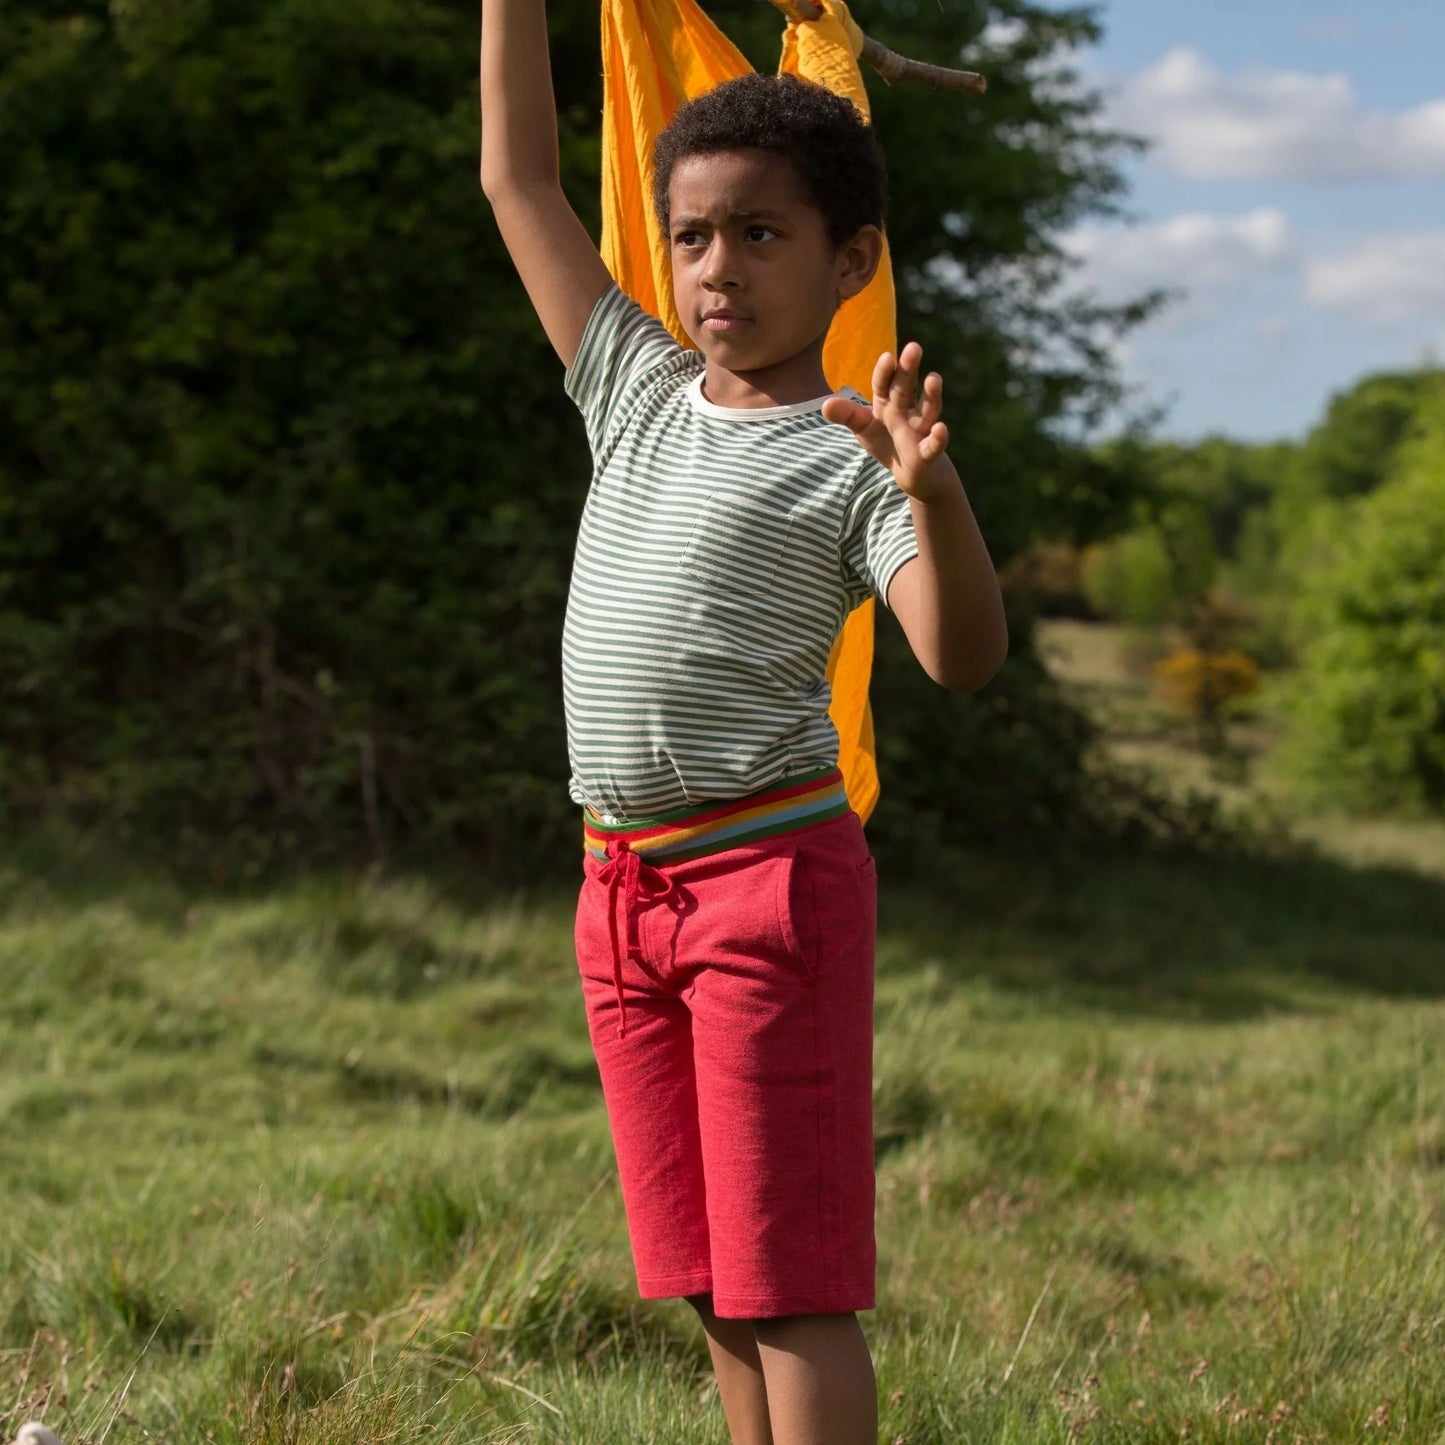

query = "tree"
[1, 0, 597, 867]
[1282, 400, 1445, 814]
[1288, 368, 1445, 507]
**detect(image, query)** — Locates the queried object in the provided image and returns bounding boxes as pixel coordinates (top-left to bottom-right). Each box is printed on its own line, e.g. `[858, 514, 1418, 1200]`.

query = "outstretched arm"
[822, 345, 1008, 692]
[479, 0, 612, 367]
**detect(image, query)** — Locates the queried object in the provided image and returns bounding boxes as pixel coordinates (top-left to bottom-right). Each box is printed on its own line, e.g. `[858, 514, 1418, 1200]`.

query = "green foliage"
[1087, 375, 1445, 674]
[1258, 371, 1445, 660]
[870, 621, 1103, 860]
[1288, 367, 1445, 507]
[1079, 504, 1218, 633]
[1282, 404, 1445, 813]
[1079, 435, 1299, 654]
[1081, 527, 1174, 625]
[1083, 435, 1297, 629]
[1103, 436, 1284, 562]
[0, 0, 594, 868]
[0, 0, 1157, 870]
[1164, 437, 1286, 565]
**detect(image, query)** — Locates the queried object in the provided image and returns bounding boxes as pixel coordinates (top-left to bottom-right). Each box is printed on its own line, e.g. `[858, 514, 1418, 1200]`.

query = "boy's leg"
[574, 858, 714, 1301]
[753, 1312, 877, 1445]
[689, 817, 879, 1321]
[687, 1295, 774, 1445]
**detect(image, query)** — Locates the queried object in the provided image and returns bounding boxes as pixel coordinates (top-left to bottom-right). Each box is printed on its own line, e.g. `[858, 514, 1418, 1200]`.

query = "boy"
[480, 3, 1007, 1440]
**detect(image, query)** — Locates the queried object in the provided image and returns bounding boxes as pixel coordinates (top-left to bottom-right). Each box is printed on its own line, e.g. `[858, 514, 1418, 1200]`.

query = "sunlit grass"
[3, 839, 1445, 1442]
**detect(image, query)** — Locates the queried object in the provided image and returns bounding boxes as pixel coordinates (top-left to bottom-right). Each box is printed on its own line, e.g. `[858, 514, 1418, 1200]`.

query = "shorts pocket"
[788, 823, 875, 981]
[774, 843, 820, 981]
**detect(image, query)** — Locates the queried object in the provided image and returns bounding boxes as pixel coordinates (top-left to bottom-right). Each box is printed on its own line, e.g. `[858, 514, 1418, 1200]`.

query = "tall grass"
[3, 836, 1444, 1442]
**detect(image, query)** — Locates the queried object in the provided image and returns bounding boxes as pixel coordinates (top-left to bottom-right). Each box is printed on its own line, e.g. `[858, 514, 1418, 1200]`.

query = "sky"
[1049, 0, 1445, 441]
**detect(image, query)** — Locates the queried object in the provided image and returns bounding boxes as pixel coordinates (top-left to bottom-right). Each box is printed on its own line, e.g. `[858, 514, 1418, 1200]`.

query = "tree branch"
[766, 0, 988, 95]
[858, 34, 988, 94]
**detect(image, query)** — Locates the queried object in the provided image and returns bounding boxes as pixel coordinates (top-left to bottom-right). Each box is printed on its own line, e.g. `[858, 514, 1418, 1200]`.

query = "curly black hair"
[653, 73, 887, 249]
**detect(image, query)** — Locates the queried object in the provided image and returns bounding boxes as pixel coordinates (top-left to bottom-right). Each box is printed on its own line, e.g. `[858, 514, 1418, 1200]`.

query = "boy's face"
[666, 148, 879, 406]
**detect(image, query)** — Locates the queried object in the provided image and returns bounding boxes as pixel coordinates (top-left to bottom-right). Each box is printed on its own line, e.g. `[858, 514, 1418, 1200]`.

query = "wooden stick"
[766, 0, 988, 94]
[858, 34, 987, 93]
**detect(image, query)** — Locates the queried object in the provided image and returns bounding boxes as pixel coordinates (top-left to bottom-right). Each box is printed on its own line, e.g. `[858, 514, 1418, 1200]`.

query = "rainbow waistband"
[583, 768, 850, 864]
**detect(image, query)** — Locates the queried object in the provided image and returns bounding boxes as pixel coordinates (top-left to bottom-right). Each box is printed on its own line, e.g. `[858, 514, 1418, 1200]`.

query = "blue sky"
[1050, 0, 1445, 441]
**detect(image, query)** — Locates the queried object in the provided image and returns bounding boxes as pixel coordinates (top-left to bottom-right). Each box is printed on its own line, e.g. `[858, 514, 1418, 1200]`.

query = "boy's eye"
[744, 226, 777, 243]
[674, 230, 704, 247]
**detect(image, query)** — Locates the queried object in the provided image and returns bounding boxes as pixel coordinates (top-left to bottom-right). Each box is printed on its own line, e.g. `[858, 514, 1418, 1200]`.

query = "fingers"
[821, 394, 876, 434]
[918, 369, 944, 429]
[870, 350, 897, 410]
[892, 340, 923, 409]
[859, 343, 952, 474]
[873, 342, 920, 410]
[874, 342, 942, 419]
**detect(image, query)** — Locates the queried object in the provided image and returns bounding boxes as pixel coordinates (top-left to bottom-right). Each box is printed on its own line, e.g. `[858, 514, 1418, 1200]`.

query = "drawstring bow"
[596, 839, 676, 1038]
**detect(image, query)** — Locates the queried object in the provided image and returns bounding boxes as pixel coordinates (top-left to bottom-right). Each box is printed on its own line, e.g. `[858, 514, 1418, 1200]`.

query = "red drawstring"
[596, 839, 676, 1038]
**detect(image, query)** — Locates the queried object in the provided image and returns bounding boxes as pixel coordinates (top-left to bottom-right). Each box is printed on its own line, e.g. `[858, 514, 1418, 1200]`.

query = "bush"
[1000, 543, 1096, 619]
[1081, 498, 1218, 632]
[1082, 531, 1175, 627]
[0, 0, 591, 873]
[1152, 649, 1260, 719]
[1281, 409, 1445, 813]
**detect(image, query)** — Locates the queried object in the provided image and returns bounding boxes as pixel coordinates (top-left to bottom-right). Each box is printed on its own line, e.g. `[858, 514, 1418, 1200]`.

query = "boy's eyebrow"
[670, 208, 789, 228]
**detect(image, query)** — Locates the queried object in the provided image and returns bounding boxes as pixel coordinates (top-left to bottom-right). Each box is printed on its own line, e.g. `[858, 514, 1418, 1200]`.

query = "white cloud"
[1307, 232, 1445, 324]
[1065, 209, 1295, 307]
[1112, 47, 1445, 181]
[979, 18, 1027, 50]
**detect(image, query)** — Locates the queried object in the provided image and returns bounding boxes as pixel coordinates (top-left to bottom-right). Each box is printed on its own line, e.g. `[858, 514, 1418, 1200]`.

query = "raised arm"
[479, 0, 612, 367]
[823, 344, 1008, 692]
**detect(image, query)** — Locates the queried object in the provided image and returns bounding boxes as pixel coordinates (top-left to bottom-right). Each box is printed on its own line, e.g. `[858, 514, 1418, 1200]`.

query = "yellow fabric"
[599, 0, 896, 822]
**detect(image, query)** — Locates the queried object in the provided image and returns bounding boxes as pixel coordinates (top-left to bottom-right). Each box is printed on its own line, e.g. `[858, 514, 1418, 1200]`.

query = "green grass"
[3, 829, 1445, 1443]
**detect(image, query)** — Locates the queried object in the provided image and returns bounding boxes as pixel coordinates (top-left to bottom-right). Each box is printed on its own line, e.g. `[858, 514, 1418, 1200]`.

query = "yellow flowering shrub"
[1152, 648, 1260, 720]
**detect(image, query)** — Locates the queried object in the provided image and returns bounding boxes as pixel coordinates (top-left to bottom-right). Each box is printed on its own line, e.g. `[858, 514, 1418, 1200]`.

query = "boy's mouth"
[702, 310, 751, 332]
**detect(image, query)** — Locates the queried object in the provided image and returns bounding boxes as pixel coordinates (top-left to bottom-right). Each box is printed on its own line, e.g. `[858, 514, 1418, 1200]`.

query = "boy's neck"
[699, 355, 835, 411]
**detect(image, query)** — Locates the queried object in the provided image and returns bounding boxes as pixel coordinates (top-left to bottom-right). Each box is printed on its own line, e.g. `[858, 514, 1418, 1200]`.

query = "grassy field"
[3, 623, 1443, 1445]
[3, 799, 1445, 1444]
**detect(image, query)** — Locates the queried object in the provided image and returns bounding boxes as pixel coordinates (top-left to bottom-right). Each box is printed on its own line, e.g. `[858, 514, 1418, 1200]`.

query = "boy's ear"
[836, 224, 885, 303]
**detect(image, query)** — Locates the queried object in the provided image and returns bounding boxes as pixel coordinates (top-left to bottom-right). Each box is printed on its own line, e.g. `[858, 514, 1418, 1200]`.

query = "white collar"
[685, 373, 860, 422]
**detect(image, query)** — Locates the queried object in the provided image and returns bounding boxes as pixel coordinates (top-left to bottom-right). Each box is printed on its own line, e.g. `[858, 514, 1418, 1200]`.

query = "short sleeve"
[564, 284, 691, 467]
[840, 459, 918, 610]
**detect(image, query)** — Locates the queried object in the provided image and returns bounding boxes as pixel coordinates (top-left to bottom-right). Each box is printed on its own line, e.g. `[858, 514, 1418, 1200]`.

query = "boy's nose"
[701, 240, 741, 289]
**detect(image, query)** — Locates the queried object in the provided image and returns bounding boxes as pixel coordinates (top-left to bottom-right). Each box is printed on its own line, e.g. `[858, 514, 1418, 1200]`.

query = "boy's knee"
[684, 1291, 717, 1320]
[752, 1310, 856, 1343]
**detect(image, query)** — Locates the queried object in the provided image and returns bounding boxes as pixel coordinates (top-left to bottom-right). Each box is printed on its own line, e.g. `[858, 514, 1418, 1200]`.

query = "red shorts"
[574, 808, 877, 1320]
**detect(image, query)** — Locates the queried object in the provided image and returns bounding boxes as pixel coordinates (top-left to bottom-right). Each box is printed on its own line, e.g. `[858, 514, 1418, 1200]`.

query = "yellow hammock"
[598, 0, 897, 824]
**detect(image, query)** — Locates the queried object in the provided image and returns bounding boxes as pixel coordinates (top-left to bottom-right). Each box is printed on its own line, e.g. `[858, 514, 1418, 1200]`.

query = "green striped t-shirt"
[562, 284, 918, 823]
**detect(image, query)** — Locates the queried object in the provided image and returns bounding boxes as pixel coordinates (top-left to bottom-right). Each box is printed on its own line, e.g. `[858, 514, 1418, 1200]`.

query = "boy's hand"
[821, 342, 953, 501]
[828, 341, 1008, 693]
